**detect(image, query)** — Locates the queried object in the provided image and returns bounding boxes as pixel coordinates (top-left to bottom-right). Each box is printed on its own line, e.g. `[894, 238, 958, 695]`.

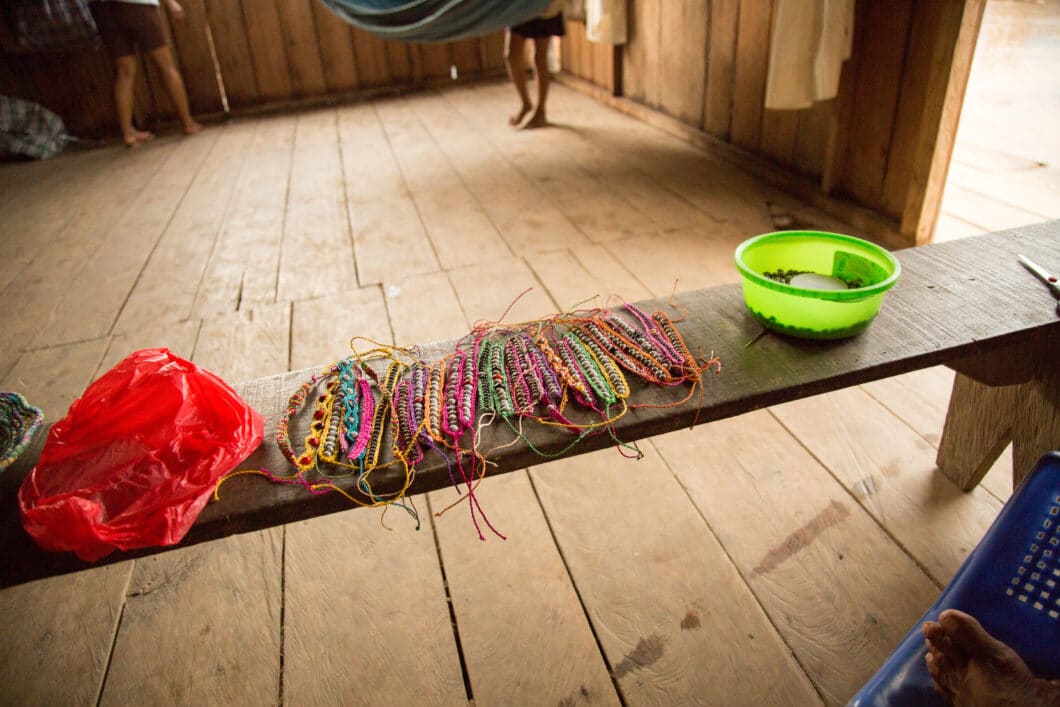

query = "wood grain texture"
[937, 373, 1018, 490]
[533, 444, 821, 704]
[275, 0, 328, 98]
[430, 472, 619, 706]
[730, 0, 774, 151]
[622, 0, 660, 105]
[290, 286, 391, 370]
[114, 124, 253, 335]
[277, 114, 359, 302]
[241, 0, 294, 102]
[203, 0, 259, 108]
[703, 0, 739, 138]
[0, 564, 132, 705]
[311, 0, 359, 93]
[658, 1, 708, 127]
[772, 386, 1004, 586]
[900, 0, 986, 245]
[840, 0, 913, 210]
[651, 412, 939, 703]
[98, 532, 282, 706]
[194, 122, 294, 312]
[282, 509, 466, 706]
[3, 222, 1057, 588]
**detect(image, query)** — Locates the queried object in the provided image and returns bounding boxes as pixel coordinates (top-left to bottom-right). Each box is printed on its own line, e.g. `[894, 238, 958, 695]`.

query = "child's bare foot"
[183, 120, 204, 136]
[509, 102, 533, 126]
[123, 129, 154, 148]
[523, 109, 548, 129]
[922, 609, 1060, 706]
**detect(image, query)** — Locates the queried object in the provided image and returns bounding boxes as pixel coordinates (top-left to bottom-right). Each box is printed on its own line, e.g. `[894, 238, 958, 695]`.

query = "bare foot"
[523, 109, 548, 129]
[183, 120, 204, 136]
[922, 609, 1060, 706]
[509, 102, 532, 126]
[123, 129, 154, 148]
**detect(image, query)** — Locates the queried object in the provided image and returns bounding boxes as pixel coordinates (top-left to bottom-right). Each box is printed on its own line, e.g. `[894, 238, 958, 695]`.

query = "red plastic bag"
[19, 348, 264, 561]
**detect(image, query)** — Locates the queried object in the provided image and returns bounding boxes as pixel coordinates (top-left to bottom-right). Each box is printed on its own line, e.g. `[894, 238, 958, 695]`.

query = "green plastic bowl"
[734, 230, 901, 339]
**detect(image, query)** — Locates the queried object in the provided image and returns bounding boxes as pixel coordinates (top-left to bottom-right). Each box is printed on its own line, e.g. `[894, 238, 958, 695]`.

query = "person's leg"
[147, 45, 202, 135]
[505, 31, 533, 126]
[114, 55, 152, 146]
[922, 609, 1060, 705]
[525, 36, 552, 128]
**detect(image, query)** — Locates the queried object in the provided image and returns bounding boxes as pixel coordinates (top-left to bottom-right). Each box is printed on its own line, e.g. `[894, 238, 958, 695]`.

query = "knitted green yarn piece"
[0, 392, 43, 472]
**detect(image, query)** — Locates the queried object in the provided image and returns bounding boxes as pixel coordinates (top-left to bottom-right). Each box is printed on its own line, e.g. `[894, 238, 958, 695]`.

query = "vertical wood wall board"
[240, 0, 294, 102]
[658, 1, 709, 126]
[622, 0, 661, 105]
[729, 0, 774, 151]
[900, 0, 987, 245]
[703, 0, 739, 139]
[203, 0, 260, 108]
[879, 0, 944, 218]
[451, 38, 483, 77]
[311, 0, 360, 93]
[275, 0, 328, 98]
[350, 27, 392, 87]
[839, 0, 914, 210]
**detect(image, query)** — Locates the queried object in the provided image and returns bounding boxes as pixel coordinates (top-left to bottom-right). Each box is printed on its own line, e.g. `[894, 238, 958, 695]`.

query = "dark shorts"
[511, 12, 566, 39]
[89, 2, 167, 58]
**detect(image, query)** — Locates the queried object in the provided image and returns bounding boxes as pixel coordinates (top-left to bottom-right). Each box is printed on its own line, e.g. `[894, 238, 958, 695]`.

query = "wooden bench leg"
[938, 337, 1059, 491]
[936, 373, 1017, 491]
[1011, 363, 1060, 487]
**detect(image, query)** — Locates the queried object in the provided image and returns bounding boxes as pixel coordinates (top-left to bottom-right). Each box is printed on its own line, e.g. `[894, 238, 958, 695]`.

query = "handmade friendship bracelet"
[215, 300, 721, 540]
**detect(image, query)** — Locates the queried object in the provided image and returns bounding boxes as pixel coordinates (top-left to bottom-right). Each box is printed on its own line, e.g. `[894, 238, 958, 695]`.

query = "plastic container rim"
[734, 230, 902, 301]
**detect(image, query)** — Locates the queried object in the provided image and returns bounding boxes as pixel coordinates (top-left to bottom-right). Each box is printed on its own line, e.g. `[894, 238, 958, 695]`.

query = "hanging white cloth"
[585, 0, 626, 45]
[765, 0, 854, 110]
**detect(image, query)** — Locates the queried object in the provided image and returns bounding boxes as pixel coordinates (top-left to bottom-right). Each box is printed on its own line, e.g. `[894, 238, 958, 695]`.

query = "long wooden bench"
[2, 221, 1057, 588]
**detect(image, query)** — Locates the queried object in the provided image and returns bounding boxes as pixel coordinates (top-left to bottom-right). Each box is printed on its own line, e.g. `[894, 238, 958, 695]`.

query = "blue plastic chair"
[850, 451, 1060, 705]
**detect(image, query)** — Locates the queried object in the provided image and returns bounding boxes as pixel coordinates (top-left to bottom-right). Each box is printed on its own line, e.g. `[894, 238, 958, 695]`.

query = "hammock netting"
[318, 0, 556, 43]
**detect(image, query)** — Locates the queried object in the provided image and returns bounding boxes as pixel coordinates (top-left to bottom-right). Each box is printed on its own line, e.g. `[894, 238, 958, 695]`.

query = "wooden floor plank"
[283, 508, 466, 706]
[429, 471, 620, 706]
[861, 368, 1014, 503]
[1, 338, 109, 422]
[528, 244, 653, 314]
[44, 133, 221, 346]
[114, 124, 255, 335]
[532, 445, 823, 705]
[650, 413, 940, 704]
[1, 139, 180, 352]
[347, 197, 440, 286]
[447, 257, 556, 325]
[195, 303, 291, 385]
[375, 99, 513, 271]
[97, 319, 202, 375]
[0, 564, 132, 706]
[194, 121, 294, 314]
[98, 532, 283, 706]
[938, 182, 1050, 233]
[277, 113, 359, 303]
[290, 286, 391, 370]
[383, 271, 466, 345]
[770, 387, 1004, 584]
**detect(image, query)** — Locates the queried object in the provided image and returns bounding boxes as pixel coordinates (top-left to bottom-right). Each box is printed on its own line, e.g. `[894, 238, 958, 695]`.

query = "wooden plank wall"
[0, 0, 507, 138]
[560, 20, 614, 93]
[561, 0, 986, 246]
